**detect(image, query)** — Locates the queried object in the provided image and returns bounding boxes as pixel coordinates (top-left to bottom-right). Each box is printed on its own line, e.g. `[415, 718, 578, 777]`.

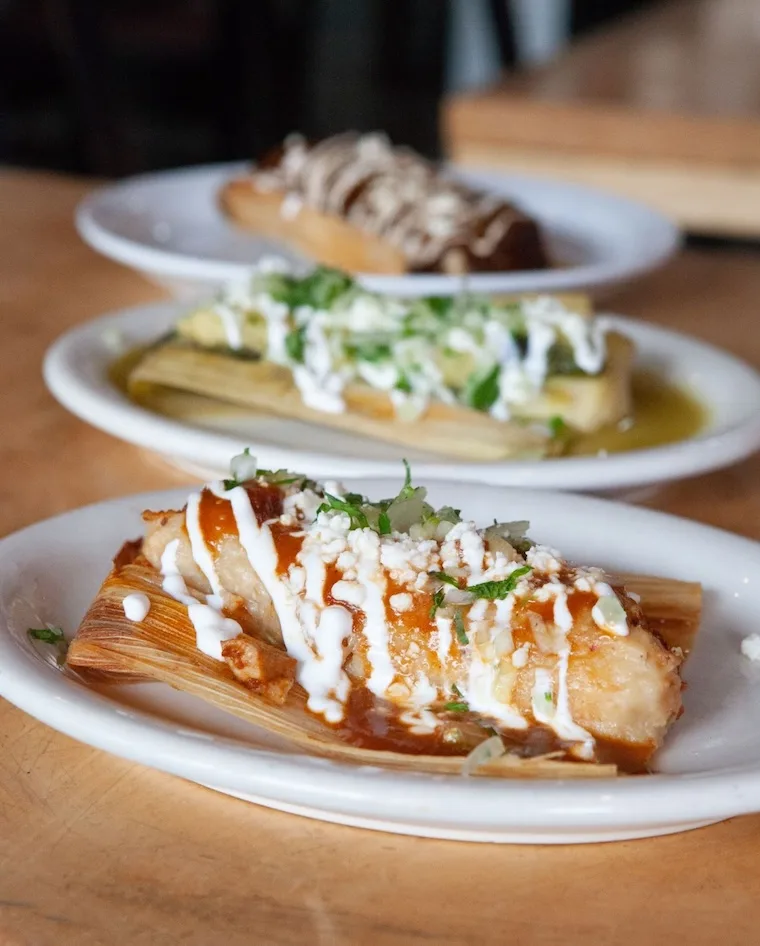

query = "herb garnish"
[317, 493, 369, 529]
[263, 266, 354, 310]
[342, 491, 365, 505]
[401, 458, 413, 492]
[548, 415, 568, 439]
[464, 364, 500, 412]
[454, 609, 469, 645]
[429, 588, 446, 619]
[347, 341, 392, 363]
[284, 325, 307, 363]
[425, 296, 455, 318]
[466, 566, 532, 600]
[428, 571, 460, 587]
[378, 510, 391, 535]
[28, 626, 65, 645]
[444, 700, 469, 713]
[28, 626, 68, 666]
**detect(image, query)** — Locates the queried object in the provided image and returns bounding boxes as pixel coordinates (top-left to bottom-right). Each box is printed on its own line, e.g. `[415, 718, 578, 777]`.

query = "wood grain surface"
[443, 0, 760, 235]
[2, 169, 760, 945]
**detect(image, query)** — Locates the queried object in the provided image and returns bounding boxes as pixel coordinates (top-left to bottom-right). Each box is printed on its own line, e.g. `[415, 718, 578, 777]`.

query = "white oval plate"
[2, 482, 760, 843]
[75, 162, 680, 299]
[43, 301, 760, 493]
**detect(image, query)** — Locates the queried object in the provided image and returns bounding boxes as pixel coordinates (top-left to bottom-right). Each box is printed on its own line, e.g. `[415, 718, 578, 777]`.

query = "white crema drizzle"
[159, 478, 629, 755]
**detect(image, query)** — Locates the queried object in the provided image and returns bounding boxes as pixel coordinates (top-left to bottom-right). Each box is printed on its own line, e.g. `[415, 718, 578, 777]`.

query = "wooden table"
[444, 0, 760, 236]
[2, 169, 760, 946]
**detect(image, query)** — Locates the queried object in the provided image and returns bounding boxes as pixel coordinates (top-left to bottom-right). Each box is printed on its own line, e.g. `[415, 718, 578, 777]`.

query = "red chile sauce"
[323, 563, 366, 637]
[329, 688, 651, 771]
[271, 523, 305, 576]
[198, 482, 288, 551]
[198, 489, 239, 554]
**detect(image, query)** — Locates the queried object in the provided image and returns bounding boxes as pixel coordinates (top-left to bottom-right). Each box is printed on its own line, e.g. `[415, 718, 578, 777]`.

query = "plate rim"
[74, 160, 681, 295]
[3, 484, 760, 841]
[43, 301, 760, 491]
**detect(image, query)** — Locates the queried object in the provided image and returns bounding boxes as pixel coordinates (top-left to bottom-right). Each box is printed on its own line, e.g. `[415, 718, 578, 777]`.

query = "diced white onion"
[436, 520, 455, 539]
[444, 587, 473, 606]
[489, 520, 530, 540]
[493, 666, 515, 701]
[462, 735, 506, 776]
[493, 628, 513, 657]
[591, 594, 628, 636]
[393, 393, 427, 422]
[386, 487, 428, 533]
[230, 450, 259, 484]
[483, 531, 520, 561]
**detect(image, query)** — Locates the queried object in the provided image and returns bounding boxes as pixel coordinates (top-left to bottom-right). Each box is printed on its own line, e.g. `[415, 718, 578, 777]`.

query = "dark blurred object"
[1, 0, 657, 177]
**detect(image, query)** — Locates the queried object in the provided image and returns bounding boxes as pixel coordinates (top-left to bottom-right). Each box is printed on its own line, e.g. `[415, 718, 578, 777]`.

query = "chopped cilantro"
[435, 506, 461, 524]
[284, 325, 306, 363]
[466, 566, 532, 600]
[443, 686, 471, 711]
[222, 478, 238, 491]
[548, 415, 568, 439]
[391, 458, 419, 505]
[28, 625, 68, 666]
[342, 491, 365, 506]
[258, 272, 298, 306]
[425, 296, 455, 318]
[544, 691, 553, 703]
[302, 267, 354, 309]
[454, 609, 469, 645]
[263, 266, 354, 310]
[464, 364, 500, 412]
[28, 626, 65, 645]
[266, 472, 307, 485]
[402, 458, 412, 490]
[429, 571, 459, 587]
[395, 375, 413, 394]
[317, 493, 368, 530]
[429, 588, 445, 619]
[347, 341, 392, 363]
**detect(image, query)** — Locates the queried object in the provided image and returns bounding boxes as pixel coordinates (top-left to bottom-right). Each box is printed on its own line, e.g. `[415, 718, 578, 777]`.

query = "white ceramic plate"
[43, 301, 760, 493]
[75, 162, 680, 299]
[2, 482, 760, 843]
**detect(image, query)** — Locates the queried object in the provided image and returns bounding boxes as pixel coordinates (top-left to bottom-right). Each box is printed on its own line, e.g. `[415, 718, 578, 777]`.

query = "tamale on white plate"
[2, 481, 760, 843]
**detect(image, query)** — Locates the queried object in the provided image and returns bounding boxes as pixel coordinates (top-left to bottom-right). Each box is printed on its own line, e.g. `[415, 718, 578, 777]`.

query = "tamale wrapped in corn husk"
[67, 546, 701, 780]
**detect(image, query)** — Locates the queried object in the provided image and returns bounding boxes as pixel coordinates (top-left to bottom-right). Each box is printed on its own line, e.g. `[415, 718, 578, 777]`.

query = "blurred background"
[2, 0, 656, 176]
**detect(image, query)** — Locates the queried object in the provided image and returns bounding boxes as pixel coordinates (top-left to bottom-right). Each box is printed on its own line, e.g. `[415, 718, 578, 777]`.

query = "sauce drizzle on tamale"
[245, 482, 284, 525]
[271, 523, 305, 576]
[198, 488, 239, 554]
